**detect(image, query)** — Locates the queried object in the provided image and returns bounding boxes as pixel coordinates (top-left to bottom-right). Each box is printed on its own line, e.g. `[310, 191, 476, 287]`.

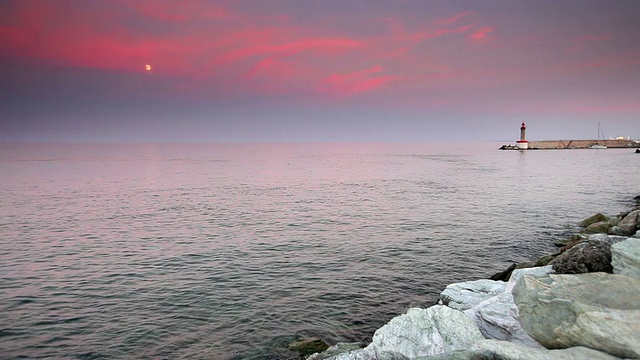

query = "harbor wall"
[527, 139, 639, 149]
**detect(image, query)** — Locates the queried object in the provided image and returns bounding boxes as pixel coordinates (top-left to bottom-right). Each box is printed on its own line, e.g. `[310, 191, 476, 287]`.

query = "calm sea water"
[1, 142, 638, 359]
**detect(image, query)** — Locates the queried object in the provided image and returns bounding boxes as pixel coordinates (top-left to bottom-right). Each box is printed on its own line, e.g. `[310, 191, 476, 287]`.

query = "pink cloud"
[319, 66, 399, 96]
[469, 27, 494, 42]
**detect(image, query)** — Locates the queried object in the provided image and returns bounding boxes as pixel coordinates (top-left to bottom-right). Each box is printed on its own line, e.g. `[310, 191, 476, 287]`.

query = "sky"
[1, 0, 639, 143]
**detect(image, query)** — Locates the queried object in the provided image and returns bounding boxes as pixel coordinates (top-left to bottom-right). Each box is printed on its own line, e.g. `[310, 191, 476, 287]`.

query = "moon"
[145, 65, 151, 71]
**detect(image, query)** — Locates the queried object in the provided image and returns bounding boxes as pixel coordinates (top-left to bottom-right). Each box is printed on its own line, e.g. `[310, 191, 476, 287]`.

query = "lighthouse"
[516, 122, 528, 149]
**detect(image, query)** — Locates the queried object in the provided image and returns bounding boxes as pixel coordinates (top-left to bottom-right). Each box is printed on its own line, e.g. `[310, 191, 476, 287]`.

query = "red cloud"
[469, 27, 494, 42]
[319, 66, 398, 96]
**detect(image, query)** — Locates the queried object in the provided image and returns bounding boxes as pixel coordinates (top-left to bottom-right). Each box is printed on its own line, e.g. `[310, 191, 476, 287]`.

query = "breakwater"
[301, 196, 640, 360]
[501, 139, 640, 150]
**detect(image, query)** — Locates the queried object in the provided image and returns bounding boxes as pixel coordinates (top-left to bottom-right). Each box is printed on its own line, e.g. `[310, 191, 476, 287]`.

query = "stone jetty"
[303, 196, 640, 360]
[500, 139, 640, 150]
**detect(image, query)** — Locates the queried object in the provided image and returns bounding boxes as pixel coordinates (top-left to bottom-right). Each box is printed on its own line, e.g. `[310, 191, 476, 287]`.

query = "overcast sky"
[1, 0, 639, 143]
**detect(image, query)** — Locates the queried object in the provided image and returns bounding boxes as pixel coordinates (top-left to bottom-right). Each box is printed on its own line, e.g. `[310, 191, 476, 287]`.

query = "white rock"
[505, 265, 553, 293]
[611, 238, 640, 279]
[365, 306, 483, 358]
[471, 339, 620, 360]
[439, 279, 506, 311]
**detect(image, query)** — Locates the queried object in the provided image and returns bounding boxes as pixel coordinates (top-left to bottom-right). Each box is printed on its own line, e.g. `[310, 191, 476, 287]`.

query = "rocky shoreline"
[293, 196, 640, 360]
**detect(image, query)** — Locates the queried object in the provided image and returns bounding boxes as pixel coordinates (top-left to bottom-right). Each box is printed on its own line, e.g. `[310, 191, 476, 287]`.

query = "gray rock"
[551, 240, 612, 274]
[307, 343, 363, 360]
[470, 339, 620, 360]
[619, 210, 640, 234]
[366, 306, 484, 358]
[440, 280, 507, 311]
[578, 213, 608, 227]
[552, 235, 629, 274]
[505, 265, 553, 293]
[463, 291, 542, 349]
[460, 267, 551, 349]
[580, 220, 611, 234]
[413, 349, 497, 359]
[611, 238, 640, 279]
[513, 272, 640, 358]
[288, 337, 329, 356]
[608, 216, 621, 227]
[633, 230, 640, 238]
[324, 347, 408, 360]
[609, 225, 631, 236]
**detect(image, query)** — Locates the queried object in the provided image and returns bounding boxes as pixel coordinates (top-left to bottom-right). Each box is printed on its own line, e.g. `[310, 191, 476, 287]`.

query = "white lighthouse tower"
[516, 122, 528, 149]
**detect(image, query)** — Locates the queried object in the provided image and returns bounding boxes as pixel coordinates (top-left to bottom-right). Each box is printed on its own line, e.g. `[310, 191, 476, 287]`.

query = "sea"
[1, 142, 638, 359]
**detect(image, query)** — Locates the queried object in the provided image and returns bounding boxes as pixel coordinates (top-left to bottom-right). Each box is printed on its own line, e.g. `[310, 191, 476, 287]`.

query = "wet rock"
[554, 234, 586, 247]
[580, 220, 611, 234]
[578, 213, 608, 227]
[489, 263, 516, 282]
[513, 272, 640, 359]
[440, 280, 506, 311]
[288, 337, 329, 356]
[611, 238, 640, 279]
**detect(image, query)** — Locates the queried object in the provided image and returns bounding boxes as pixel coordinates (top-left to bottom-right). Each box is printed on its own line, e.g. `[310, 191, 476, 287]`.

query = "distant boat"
[589, 122, 607, 149]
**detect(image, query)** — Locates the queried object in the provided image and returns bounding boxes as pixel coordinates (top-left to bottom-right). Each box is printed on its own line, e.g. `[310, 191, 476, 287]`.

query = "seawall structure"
[501, 139, 640, 150]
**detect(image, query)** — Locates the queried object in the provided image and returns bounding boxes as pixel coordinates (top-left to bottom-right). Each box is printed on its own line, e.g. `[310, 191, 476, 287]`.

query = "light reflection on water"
[0, 143, 638, 359]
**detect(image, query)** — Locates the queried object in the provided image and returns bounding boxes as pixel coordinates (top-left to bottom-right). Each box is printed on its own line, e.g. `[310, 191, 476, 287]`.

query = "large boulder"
[439, 279, 506, 311]
[551, 235, 629, 274]
[468, 339, 619, 360]
[512, 272, 640, 358]
[580, 220, 611, 234]
[364, 306, 483, 359]
[578, 213, 608, 227]
[618, 210, 640, 234]
[462, 267, 552, 349]
[611, 238, 640, 279]
[551, 240, 612, 273]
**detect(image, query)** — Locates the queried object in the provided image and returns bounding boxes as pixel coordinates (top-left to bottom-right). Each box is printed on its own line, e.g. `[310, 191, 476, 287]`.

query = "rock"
[578, 212, 608, 227]
[288, 337, 329, 356]
[633, 230, 640, 238]
[611, 238, 640, 279]
[554, 234, 586, 247]
[618, 210, 640, 234]
[513, 272, 640, 358]
[580, 220, 611, 234]
[323, 348, 408, 360]
[489, 263, 516, 281]
[609, 225, 631, 236]
[608, 216, 621, 227]
[440, 280, 506, 311]
[365, 306, 484, 359]
[413, 349, 497, 359]
[505, 266, 553, 293]
[551, 240, 612, 274]
[307, 343, 363, 360]
[461, 266, 552, 349]
[470, 339, 620, 360]
[463, 291, 542, 349]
